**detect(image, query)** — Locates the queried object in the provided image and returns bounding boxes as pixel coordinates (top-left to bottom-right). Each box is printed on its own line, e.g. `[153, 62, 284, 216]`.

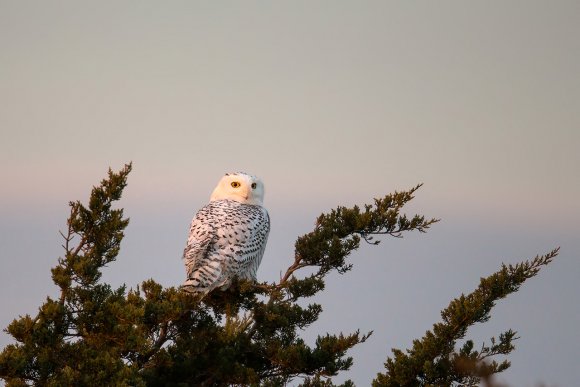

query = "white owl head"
[210, 172, 265, 206]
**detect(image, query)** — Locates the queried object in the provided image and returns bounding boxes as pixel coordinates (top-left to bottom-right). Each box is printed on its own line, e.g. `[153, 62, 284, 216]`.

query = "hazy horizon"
[1, 1, 579, 385]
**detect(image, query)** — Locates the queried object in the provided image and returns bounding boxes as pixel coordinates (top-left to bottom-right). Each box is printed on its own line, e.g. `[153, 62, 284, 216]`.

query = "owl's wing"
[233, 207, 270, 281]
[182, 208, 215, 279]
[182, 202, 269, 293]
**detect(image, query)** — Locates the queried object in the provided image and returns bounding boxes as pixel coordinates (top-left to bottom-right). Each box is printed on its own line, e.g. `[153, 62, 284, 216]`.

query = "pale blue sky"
[1, 1, 579, 385]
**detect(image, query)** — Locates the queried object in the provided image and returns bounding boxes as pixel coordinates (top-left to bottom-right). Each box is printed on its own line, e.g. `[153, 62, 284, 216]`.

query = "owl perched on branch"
[182, 172, 270, 297]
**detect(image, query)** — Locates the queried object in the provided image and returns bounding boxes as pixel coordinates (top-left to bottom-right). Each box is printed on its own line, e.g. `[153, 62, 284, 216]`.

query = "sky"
[1, 1, 579, 385]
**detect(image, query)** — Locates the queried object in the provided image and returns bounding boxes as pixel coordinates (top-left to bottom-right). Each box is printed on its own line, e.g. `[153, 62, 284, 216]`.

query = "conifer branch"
[373, 248, 560, 387]
[0, 167, 557, 387]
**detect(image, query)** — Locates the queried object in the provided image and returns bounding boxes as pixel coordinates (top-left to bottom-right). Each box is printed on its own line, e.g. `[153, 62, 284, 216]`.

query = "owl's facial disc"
[210, 173, 265, 206]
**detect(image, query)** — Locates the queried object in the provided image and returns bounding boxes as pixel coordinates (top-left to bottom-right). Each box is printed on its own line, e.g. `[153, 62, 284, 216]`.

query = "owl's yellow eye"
[231, 181, 241, 188]
[251, 183, 257, 189]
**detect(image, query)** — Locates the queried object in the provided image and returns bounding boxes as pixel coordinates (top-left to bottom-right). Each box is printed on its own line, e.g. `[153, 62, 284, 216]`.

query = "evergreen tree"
[0, 165, 558, 386]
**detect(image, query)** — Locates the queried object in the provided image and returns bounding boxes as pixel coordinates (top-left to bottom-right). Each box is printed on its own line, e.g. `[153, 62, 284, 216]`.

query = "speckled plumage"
[182, 173, 270, 296]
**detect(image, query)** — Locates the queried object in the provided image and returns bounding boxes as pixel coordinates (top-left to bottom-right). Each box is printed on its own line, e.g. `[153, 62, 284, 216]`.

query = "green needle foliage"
[372, 248, 559, 387]
[0, 165, 557, 387]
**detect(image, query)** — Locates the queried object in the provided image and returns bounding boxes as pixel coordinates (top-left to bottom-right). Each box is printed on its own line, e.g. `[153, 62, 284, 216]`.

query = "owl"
[182, 172, 270, 296]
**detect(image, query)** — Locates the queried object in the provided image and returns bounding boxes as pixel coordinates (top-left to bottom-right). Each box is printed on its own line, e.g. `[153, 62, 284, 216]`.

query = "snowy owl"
[182, 172, 270, 296]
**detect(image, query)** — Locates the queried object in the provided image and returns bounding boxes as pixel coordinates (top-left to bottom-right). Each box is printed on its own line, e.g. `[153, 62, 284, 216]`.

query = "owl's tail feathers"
[181, 279, 210, 298]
